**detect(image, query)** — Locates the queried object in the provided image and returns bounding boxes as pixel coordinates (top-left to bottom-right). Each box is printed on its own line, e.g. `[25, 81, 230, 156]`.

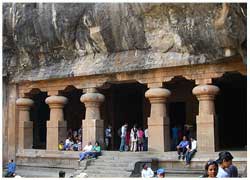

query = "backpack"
[117, 127, 122, 137]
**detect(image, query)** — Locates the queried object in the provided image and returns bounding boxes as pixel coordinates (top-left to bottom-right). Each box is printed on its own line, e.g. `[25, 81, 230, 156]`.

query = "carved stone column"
[45, 95, 68, 150]
[16, 98, 34, 150]
[145, 88, 171, 152]
[192, 84, 219, 152]
[80, 89, 105, 146]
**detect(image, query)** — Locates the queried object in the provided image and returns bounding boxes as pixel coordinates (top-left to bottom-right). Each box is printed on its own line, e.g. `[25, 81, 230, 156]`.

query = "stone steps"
[14, 150, 246, 178]
[15, 166, 76, 178]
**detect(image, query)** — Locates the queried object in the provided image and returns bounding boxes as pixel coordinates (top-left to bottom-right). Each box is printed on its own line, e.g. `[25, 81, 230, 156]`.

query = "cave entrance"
[214, 72, 247, 150]
[164, 76, 198, 150]
[30, 90, 49, 149]
[100, 82, 149, 150]
[59, 86, 85, 141]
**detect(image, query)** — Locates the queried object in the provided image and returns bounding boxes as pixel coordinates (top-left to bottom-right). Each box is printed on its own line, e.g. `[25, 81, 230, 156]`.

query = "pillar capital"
[192, 84, 219, 101]
[45, 95, 68, 109]
[80, 92, 105, 107]
[145, 88, 171, 103]
[16, 98, 34, 110]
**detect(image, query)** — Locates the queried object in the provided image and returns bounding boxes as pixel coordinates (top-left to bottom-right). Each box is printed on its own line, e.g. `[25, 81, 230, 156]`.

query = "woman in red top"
[125, 129, 130, 151]
[137, 127, 144, 151]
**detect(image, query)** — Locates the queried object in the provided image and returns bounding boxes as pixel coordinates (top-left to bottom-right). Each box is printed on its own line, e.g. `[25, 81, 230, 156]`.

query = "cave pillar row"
[80, 88, 105, 147]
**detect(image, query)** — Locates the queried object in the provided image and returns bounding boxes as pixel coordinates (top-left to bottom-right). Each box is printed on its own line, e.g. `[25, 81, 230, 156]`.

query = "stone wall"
[3, 3, 246, 82]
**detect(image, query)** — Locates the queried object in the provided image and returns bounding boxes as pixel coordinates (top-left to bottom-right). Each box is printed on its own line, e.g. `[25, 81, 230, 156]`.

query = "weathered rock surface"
[3, 3, 246, 82]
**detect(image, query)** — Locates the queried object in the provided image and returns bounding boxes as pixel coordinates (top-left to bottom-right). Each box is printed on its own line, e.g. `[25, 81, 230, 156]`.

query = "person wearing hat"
[156, 168, 165, 178]
[141, 163, 154, 178]
[216, 151, 234, 178]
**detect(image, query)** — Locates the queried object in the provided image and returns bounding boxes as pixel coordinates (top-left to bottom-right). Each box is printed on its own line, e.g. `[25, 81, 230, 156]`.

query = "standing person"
[137, 127, 144, 151]
[141, 164, 154, 178]
[130, 124, 138, 152]
[105, 125, 112, 150]
[125, 128, 131, 151]
[143, 127, 148, 151]
[176, 135, 189, 160]
[216, 151, 234, 178]
[201, 160, 218, 178]
[185, 137, 197, 166]
[183, 125, 190, 140]
[119, 123, 128, 152]
[5, 159, 16, 177]
[171, 125, 179, 150]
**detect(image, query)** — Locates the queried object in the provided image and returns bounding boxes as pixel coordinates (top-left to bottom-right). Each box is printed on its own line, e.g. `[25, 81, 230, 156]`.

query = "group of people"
[141, 164, 165, 178]
[119, 123, 148, 152]
[176, 135, 197, 166]
[78, 141, 101, 161]
[141, 151, 238, 178]
[202, 151, 238, 178]
[58, 128, 82, 151]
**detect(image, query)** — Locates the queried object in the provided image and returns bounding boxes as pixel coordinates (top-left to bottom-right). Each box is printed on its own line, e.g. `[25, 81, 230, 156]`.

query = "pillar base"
[148, 117, 170, 152]
[196, 114, 216, 152]
[82, 119, 104, 147]
[19, 121, 33, 149]
[47, 121, 67, 150]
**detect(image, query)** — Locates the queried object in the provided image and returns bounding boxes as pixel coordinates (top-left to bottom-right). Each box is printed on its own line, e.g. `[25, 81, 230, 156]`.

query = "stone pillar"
[45, 96, 68, 150]
[16, 98, 34, 150]
[192, 84, 219, 152]
[80, 89, 105, 146]
[145, 88, 171, 152]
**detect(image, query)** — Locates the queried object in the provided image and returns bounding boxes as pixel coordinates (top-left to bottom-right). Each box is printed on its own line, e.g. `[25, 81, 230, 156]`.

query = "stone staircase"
[80, 151, 154, 177]
[14, 149, 83, 178]
[12, 149, 247, 178]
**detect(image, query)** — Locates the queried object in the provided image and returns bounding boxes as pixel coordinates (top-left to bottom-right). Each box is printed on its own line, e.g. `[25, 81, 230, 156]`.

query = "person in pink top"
[137, 127, 144, 151]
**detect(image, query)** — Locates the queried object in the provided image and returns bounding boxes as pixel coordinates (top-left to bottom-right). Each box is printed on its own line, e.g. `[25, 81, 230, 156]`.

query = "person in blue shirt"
[176, 135, 189, 160]
[5, 159, 16, 177]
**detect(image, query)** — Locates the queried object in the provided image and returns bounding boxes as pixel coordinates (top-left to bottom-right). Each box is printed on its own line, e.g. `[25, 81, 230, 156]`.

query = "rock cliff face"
[3, 3, 246, 82]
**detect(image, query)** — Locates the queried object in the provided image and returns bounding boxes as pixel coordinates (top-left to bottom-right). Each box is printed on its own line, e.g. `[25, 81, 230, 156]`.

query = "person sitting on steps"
[176, 135, 189, 160]
[185, 137, 197, 166]
[78, 141, 101, 161]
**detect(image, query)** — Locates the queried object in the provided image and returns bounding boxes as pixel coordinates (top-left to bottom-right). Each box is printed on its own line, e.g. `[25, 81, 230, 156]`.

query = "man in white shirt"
[79, 142, 93, 161]
[105, 125, 112, 150]
[141, 164, 154, 178]
[119, 123, 128, 152]
[185, 137, 197, 165]
[83, 142, 92, 152]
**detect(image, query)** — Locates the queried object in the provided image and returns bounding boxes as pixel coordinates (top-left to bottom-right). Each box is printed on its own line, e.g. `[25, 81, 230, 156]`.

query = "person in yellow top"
[58, 141, 64, 150]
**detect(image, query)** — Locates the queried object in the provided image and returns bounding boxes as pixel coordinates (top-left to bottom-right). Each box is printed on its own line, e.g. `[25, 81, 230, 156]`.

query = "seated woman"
[79, 141, 101, 161]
